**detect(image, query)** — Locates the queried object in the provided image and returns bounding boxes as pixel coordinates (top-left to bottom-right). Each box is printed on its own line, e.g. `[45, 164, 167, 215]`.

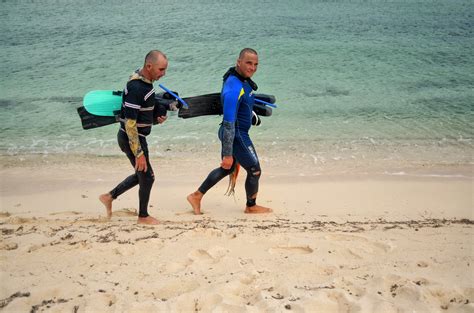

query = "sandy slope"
[0, 156, 472, 312]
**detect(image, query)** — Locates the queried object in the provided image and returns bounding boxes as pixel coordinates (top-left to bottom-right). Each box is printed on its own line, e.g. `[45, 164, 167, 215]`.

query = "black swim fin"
[178, 93, 275, 119]
[253, 103, 272, 117]
[77, 106, 119, 130]
[254, 94, 275, 104]
[179, 93, 222, 119]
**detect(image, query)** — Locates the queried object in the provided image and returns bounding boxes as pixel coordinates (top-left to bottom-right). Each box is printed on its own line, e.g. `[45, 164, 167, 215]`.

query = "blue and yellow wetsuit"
[198, 67, 261, 207]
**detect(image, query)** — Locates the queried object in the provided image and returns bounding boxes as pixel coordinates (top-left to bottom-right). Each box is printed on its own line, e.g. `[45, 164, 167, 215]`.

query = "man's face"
[236, 52, 258, 79]
[148, 56, 168, 81]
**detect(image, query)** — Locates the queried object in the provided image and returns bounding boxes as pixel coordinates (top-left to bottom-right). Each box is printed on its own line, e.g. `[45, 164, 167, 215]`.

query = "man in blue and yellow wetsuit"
[187, 48, 272, 215]
[99, 50, 172, 225]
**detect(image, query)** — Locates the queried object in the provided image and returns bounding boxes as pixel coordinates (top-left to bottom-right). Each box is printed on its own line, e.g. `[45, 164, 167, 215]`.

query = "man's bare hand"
[135, 154, 147, 172]
[221, 155, 233, 170]
[169, 101, 179, 111]
[157, 116, 168, 124]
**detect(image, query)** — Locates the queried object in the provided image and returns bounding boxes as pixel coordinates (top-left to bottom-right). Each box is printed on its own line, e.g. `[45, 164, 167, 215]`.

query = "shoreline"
[1, 152, 472, 177]
[1, 153, 472, 221]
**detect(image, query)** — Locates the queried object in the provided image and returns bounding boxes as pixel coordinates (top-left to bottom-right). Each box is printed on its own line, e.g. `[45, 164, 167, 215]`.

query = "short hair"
[239, 48, 258, 59]
[144, 50, 167, 64]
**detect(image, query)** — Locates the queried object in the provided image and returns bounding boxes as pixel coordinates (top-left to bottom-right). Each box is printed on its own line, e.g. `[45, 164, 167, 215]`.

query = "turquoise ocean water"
[1, 0, 473, 174]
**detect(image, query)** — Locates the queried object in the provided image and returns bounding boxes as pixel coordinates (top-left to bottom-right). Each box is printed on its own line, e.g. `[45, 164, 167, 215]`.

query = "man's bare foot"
[99, 193, 113, 219]
[244, 205, 273, 214]
[187, 191, 203, 215]
[137, 216, 160, 225]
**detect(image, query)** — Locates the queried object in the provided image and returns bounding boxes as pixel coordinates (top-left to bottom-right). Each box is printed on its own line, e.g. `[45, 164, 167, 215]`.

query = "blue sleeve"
[220, 77, 243, 156]
[221, 77, 243, 123]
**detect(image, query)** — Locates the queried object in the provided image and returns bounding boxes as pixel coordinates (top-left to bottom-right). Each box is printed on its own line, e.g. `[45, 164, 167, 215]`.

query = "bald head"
[141, 50, 168, 82]
[144, 50, 167, 66]
[238, 48, 258, 60]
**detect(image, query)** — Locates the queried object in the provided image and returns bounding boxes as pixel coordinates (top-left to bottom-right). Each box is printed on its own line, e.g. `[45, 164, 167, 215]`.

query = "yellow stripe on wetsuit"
[238, 88, 245, 101]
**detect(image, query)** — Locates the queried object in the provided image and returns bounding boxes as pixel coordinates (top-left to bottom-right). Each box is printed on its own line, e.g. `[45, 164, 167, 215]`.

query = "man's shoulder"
[223, 75, 243, 90]
[126, 79, 153, 94]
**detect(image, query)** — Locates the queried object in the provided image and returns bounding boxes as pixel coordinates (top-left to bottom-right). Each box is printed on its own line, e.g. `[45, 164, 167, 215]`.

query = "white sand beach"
[0, 155, 473, 312]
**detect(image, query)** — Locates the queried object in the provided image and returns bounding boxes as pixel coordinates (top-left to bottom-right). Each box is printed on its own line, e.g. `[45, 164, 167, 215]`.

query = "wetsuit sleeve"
[125, 119, 143, 158]
[123, 82, 143, 157]
[221, 79, 243, 156]
[123, 84, 141, 120]
[221, 121, 235, 156]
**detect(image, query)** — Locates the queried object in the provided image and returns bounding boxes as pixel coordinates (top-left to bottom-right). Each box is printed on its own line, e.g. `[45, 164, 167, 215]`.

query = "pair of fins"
[77, 90, 276, 130]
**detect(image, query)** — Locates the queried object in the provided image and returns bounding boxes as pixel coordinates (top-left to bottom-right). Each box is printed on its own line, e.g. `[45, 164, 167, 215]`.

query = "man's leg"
[136, 150, 158, 224]
[242, 163, 271, 214]
[100, 131, 139, 218]
[187, 162, 236, 215]
[233, 131, 272, 214]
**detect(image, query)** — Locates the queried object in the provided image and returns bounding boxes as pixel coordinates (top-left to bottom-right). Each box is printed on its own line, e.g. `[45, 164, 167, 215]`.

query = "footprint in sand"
[300, 289, 359, 312]
[0, 242, 18, 250]
[163, 260, 192, 274]
[268, 245, 314, 254]
[416, 261, 429, 268]
[187, 246, 229, 263]
[175, 210, 200, 216]
[155, 279, 200, 299]
[49, 211, 81, 216]
[79, 217, 111, 223]
[179, 246, 230, 273]
[7, 216, 33, 224]
[113, 208, 137, 217]
[191, 228, 223, 238]
[325, 234, 394, 254]
[188, 249, 214, 261]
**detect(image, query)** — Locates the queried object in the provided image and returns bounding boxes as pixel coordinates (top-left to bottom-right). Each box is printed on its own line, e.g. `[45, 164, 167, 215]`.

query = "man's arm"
[220, 79, 243, 169]
[123, 83, 147, 172]
[124, 118, 147, 172]
[124, 119, 143, 158]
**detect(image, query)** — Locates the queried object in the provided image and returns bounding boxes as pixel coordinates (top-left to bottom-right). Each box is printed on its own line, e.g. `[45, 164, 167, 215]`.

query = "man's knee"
[148, 171, 155, 183]
[142, 170, 155, 186]
[249, 164, 261, 178]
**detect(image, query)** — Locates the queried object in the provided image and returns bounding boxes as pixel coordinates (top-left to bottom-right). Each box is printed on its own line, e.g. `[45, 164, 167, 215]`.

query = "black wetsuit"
[109, 77, 166, 217]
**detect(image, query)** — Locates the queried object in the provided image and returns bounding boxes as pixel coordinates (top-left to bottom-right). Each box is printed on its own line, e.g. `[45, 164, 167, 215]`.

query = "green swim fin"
[83, 90, 123, 117]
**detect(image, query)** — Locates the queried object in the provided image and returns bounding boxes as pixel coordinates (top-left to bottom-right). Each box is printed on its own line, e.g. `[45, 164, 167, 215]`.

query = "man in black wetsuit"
[187, 48, 272, 215]
[100, 50, 171, 225]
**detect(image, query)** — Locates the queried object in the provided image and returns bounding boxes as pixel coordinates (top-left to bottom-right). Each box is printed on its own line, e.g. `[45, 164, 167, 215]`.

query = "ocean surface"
[1, 0, 473, 174]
